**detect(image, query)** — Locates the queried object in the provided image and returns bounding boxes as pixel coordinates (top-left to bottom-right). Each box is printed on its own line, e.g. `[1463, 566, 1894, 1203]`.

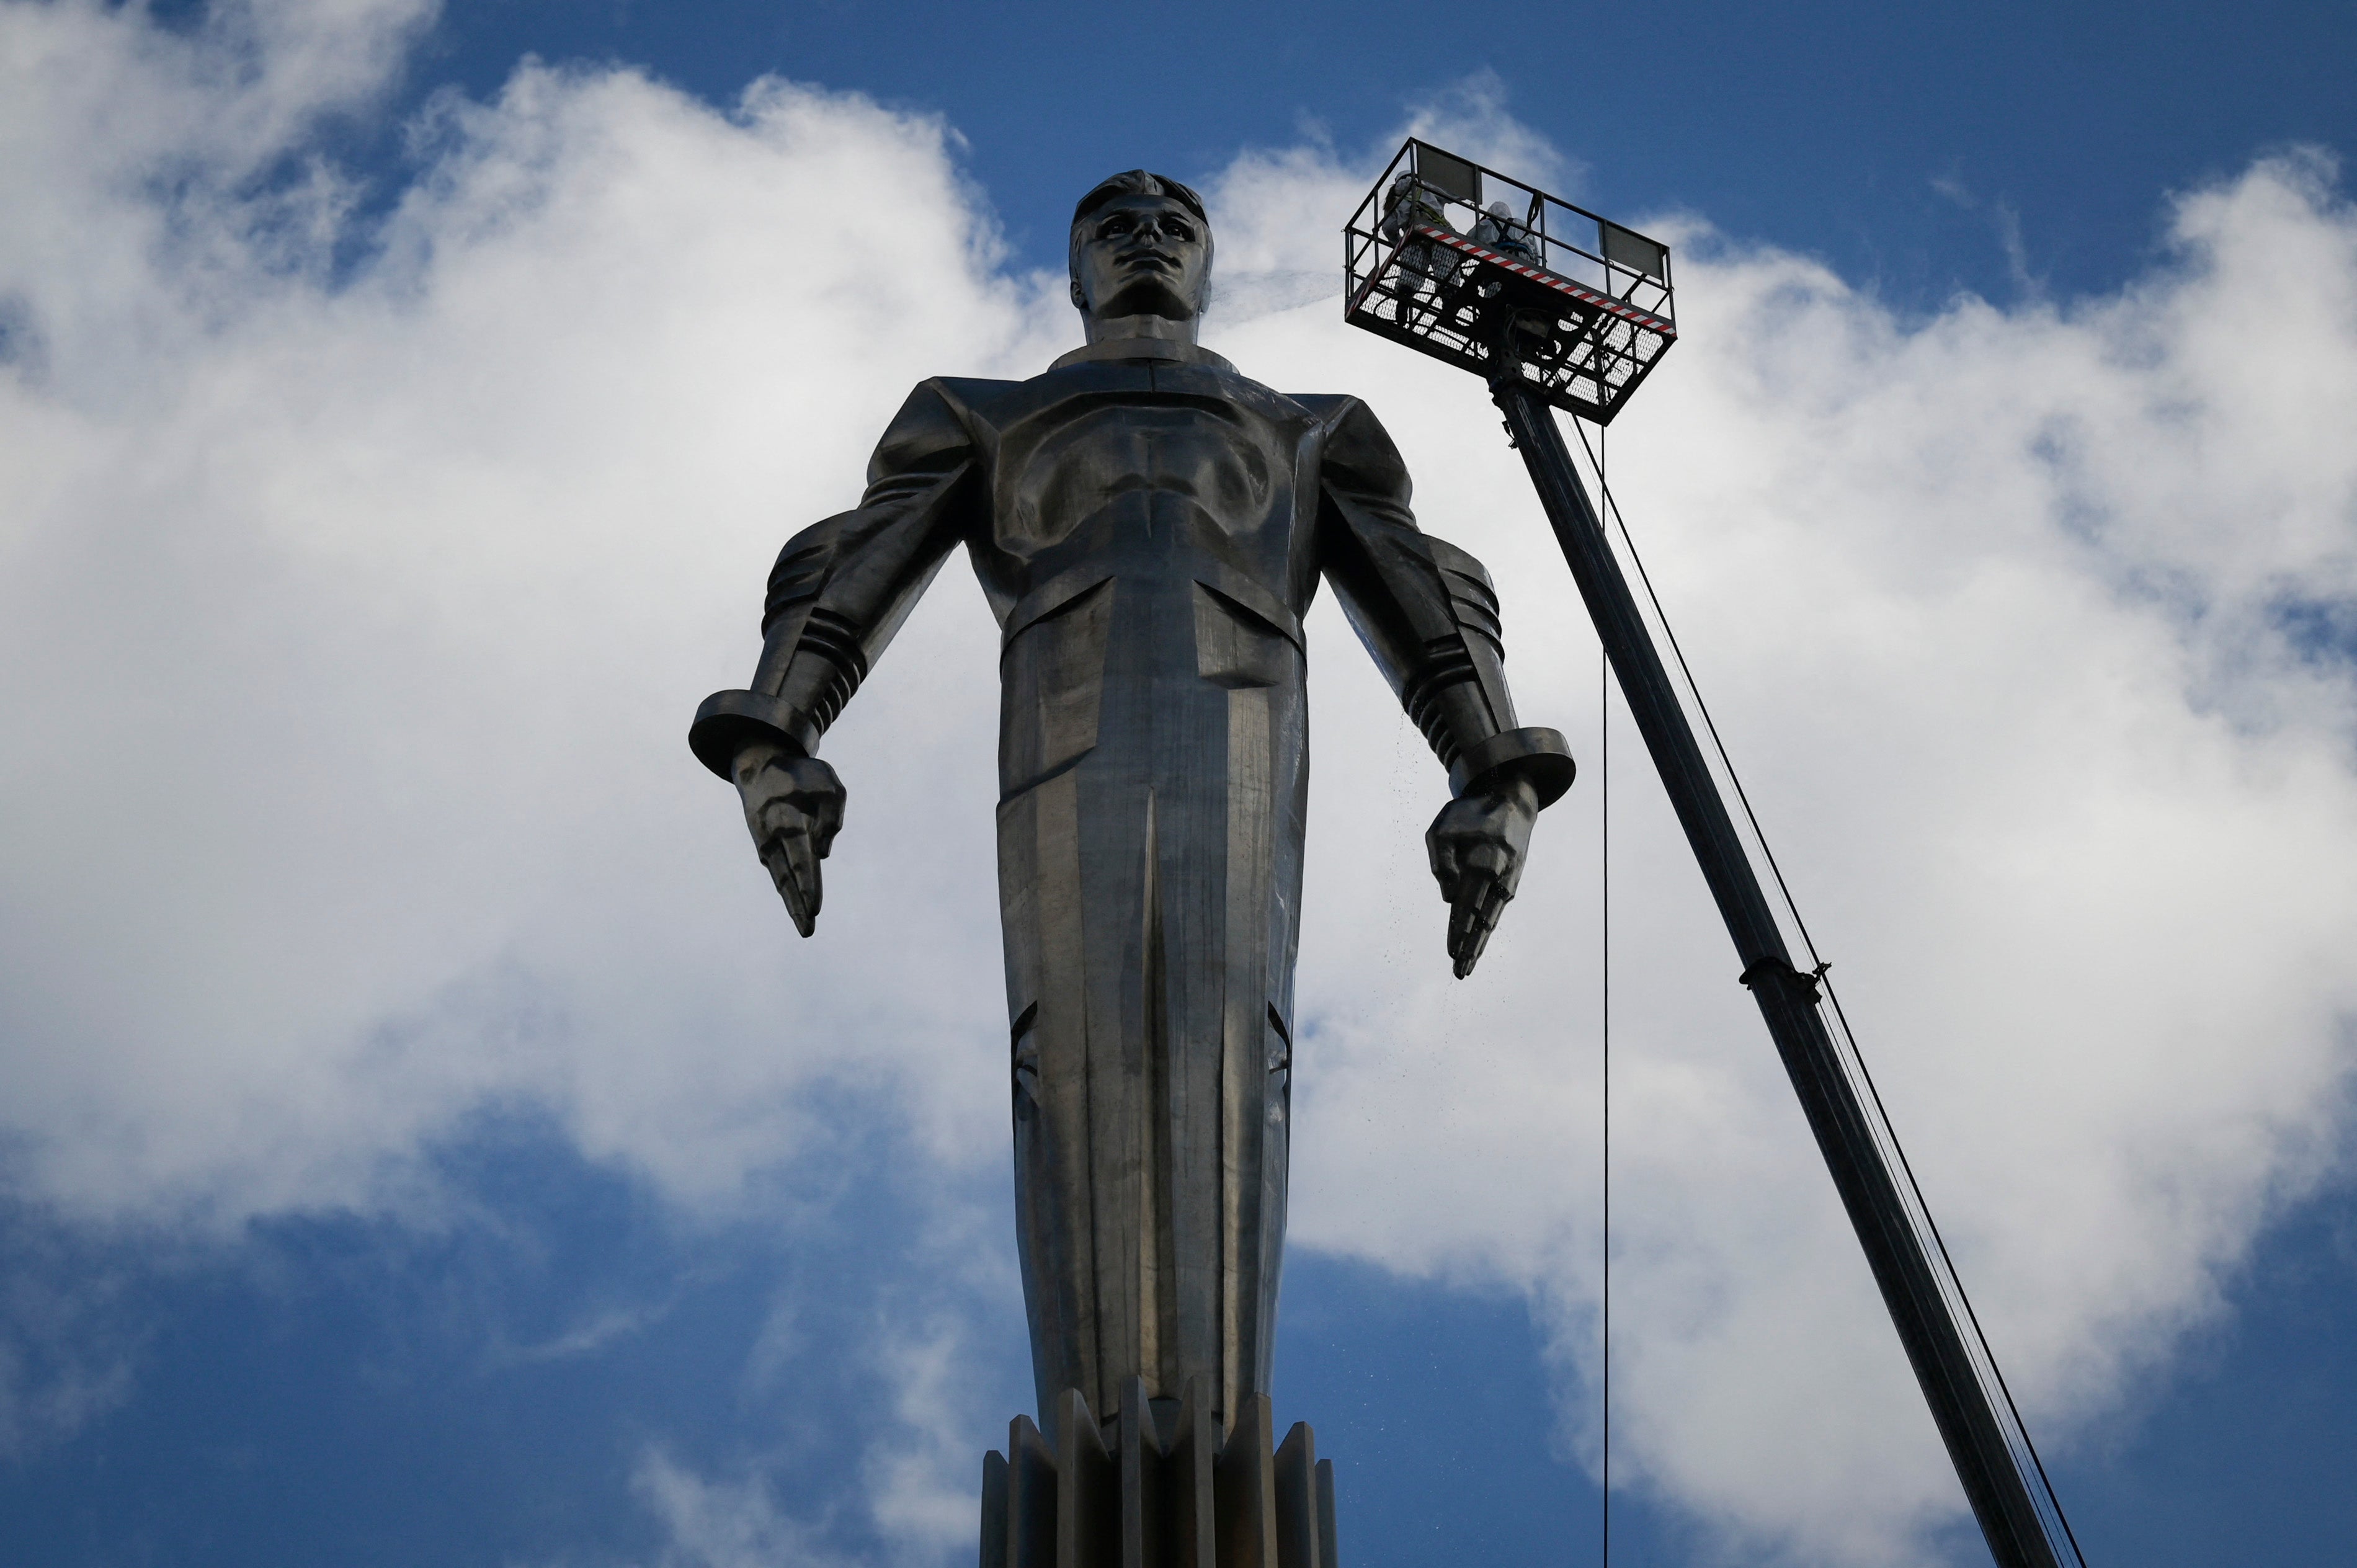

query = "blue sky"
[380, 0, 2357, 307]
[2, 2, 2355, 1566]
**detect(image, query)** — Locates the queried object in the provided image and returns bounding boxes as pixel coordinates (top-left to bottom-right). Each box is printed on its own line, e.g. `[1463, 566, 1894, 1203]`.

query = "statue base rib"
[980, 1379, 1338, 1568]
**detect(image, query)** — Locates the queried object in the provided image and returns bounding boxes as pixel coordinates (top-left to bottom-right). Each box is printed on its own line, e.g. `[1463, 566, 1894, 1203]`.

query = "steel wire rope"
[1570, 414, 2082, 1561]
[1561, 416, 2088, 1567]
[1570, 415, 2074, 1552]
[1599, 532, 1613, 1568]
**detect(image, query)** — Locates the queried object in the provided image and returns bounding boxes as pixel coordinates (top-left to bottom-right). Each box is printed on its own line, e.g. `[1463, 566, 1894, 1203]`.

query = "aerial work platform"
[1344, 140, 2088, 1568]
[1343, 140, 1677, 424]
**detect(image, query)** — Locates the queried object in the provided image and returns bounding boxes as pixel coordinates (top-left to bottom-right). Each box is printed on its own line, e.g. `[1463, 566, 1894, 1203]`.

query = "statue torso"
[930, 352, 1334, 641]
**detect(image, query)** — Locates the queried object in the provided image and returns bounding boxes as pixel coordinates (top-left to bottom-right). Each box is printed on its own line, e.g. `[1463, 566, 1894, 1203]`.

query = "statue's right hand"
[731, 742, 845, 938]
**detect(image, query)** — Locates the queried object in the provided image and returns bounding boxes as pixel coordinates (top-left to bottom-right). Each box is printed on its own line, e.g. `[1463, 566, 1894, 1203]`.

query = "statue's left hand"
[731, 742, 846, 938]
[1426, 774, 1539, 979]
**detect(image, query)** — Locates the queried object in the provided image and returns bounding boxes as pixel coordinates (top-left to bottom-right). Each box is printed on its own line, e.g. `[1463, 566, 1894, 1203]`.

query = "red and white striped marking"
[1405, 225, 1677, 339]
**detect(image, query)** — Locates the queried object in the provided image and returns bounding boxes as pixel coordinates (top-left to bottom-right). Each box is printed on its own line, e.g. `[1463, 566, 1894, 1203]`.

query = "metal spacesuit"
[693, 176, 1568, 1438]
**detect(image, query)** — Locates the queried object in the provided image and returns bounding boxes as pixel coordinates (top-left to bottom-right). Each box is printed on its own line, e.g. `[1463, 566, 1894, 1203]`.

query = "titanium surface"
[694, 172, 1569, 1436]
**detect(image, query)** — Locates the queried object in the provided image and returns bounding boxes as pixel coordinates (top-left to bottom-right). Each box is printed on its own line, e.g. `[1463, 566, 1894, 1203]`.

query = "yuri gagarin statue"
[692, 171, 1572, 1440]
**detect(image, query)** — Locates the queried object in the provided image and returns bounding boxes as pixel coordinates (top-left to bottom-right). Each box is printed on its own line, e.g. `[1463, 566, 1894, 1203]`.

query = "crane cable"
[1564, 415, 2086, 1568]
[1596, 422, 1613, 1568]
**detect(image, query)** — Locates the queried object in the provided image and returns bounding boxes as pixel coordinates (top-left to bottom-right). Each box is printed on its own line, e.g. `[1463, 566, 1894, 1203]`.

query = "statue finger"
[1450, 917, 1480, 978]
[1450, 873, 1515, 978]
[764, 832, 816, 938]
[1466, 880, 1512, 971]
[790, 831, 825, 923]
[761, 840, 806, 932]
[1447, 873, 1492, 976]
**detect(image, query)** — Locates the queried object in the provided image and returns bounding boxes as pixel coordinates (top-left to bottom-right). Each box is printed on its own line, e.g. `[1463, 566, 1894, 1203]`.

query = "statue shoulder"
[1287, 393, 1408, 483]
[1286, 391, 1388, 437]
[886, 375, 1020, 429]
[868, 375, 1015, 480]
[927, 375, 1021, 411]
[1286, 391, 1358, 420]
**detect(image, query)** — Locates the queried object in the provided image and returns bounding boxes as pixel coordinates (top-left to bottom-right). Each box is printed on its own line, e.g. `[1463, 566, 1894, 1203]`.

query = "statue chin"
[1089, 278, 1198, 326]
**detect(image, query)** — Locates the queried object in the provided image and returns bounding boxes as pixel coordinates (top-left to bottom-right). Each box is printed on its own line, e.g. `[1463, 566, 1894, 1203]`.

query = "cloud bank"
[3, 3, 2354, 1563]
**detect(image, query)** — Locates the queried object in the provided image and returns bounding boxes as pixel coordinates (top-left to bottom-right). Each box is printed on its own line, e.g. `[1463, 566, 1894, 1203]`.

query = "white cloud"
[0, 0, 1056, 1224]
[1242, 144, 2357, 1564]
[628, 1280, 1014, 1568]
[862, 1318, 1000, 1562]
[2, 7, 2355, 1566]
[632, 1448, 860, 1568]
[0, 1224, 148, 1459]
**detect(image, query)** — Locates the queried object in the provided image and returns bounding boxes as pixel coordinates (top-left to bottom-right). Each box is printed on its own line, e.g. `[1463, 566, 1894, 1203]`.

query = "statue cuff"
[1450, 726, 1575, 808]
[688, 689, 816, 780]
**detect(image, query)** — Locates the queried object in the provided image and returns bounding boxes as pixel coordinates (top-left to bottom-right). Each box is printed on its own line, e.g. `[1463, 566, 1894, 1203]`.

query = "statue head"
[1068, 171, 1213, 332]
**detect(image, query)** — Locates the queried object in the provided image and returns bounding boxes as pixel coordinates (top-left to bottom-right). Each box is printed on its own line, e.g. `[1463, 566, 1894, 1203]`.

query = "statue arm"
[690, 381, 978, 932]
[1315, 396, 1573, 975]
[1315, 398, 1571, 800]
[692, 381, 978, 774]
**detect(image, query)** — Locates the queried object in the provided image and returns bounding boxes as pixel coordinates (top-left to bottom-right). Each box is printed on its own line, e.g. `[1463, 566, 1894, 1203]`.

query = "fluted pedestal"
[979, 1379, 1337, 1568]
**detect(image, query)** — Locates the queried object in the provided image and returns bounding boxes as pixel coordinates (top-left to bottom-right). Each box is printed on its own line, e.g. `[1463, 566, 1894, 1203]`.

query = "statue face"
[1071, 194, 1210, 322]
